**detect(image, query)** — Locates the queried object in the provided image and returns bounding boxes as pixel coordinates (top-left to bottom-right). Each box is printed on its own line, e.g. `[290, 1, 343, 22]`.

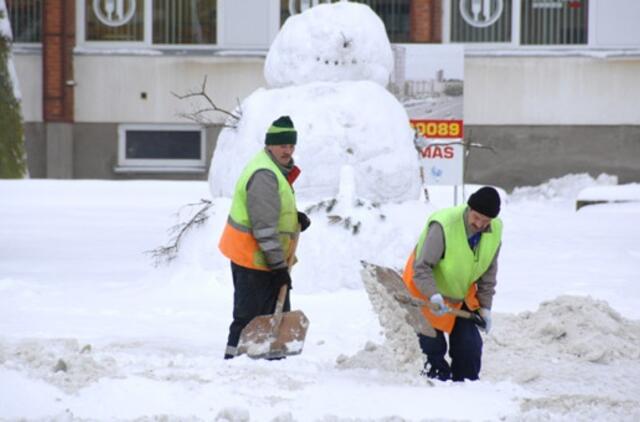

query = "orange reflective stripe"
[402, 250, 479, 334]
[219, 221, 297, 271]
[219, 222, 268, 271]
[402, 251, 424, 299]
[464, 283, 481, 311]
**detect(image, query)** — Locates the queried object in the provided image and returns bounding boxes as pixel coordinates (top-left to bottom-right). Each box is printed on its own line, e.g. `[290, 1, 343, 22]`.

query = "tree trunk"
[0, 0, 27, 178]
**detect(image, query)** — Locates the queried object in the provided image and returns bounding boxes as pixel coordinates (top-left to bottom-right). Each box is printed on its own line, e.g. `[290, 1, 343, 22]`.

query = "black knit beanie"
[265, 116, 297, 146]
[467, 186, 501, 218]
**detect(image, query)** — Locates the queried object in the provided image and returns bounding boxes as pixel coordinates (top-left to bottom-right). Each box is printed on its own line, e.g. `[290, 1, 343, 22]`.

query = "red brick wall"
[410, 0, 443, 43]
[43, 0, 74, 122]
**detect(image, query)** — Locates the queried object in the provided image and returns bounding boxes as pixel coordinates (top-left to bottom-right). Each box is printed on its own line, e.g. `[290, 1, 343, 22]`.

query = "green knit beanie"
[265, 116, 297, 146]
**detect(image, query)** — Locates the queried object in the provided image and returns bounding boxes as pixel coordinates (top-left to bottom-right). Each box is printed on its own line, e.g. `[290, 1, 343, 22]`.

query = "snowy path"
[1, 178, 639, 421]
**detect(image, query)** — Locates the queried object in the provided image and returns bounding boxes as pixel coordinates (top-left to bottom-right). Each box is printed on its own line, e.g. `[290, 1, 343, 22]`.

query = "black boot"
[421, 360, 451, 381]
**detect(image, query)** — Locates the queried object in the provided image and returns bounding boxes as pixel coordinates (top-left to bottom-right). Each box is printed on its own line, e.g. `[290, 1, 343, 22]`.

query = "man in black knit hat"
[219, 115, 311, 359]
[402, 186, 503, 381]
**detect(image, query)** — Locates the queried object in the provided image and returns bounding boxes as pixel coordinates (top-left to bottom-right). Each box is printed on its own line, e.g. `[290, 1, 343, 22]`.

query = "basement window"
[116, 124, 206, 173]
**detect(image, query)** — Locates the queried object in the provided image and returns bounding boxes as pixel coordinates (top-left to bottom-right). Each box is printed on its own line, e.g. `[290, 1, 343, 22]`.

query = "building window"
[451, 0, 512, 43]
[86, 0, 144, 42]
[449, 0, 589, 46]
[355, 0, 412, 43]
[152, 0, 216, 44]
[281, 0, 412, 43]
[6, 0, 42, 43]
[117, 125, 206, 171]
[521, 0, 588, 45]
[84, 0, 217, 45]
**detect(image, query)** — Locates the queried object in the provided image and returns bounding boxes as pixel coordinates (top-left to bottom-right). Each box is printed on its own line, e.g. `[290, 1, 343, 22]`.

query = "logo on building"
[93, 0, 136, 27]
[459, 0, 504, 28]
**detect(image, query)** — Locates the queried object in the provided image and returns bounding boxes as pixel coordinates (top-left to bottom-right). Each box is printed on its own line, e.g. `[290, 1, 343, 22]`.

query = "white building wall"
[73, 55, 266, 123]
[591, 0, 640, 47]
[465, 55, 640, 125]
[12, 53, 42, 122]
[15, 53, 640, 127]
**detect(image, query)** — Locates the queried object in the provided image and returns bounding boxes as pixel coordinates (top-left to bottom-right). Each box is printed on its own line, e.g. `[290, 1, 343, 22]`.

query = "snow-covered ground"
[1, 174, 639, 421]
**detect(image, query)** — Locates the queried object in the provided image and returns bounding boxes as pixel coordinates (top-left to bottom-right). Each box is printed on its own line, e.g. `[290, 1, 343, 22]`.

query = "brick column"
[43, 0, 75, 178]
[410, 0, 443, 43]
[43, 0, 74, 122]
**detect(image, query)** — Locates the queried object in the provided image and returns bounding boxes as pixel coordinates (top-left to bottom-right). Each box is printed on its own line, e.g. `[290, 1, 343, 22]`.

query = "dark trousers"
[226, 262, 290, 352]
[418, 313, 483, 381]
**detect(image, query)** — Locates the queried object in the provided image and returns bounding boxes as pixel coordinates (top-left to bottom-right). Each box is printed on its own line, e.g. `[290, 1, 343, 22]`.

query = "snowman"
[208, 2, 421, 206]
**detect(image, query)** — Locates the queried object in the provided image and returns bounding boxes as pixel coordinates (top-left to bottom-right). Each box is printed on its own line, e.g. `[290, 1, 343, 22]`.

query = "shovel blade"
[361, 261, 436, 337]
[237, 310, 310, 359]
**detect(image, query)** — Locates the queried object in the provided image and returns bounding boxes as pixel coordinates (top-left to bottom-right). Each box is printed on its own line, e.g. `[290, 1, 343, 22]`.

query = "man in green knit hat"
[219, 115, 311, 359]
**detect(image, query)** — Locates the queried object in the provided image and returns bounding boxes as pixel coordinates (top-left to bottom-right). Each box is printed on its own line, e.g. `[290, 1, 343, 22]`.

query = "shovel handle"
[270, 229, 300, 333]
[394, 293, 486, 328]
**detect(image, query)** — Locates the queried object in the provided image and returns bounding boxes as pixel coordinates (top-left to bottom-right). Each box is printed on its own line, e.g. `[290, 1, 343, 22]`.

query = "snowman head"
[264, 2, 394, 88]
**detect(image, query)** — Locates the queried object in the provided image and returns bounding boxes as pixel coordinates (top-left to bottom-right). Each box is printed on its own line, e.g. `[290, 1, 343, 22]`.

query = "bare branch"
[172, 76, 242, 127]
[146, 199, 214, 266]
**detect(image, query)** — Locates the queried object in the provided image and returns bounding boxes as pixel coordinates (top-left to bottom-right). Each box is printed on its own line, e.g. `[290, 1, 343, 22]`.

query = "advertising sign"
[389, 45, 465, 186]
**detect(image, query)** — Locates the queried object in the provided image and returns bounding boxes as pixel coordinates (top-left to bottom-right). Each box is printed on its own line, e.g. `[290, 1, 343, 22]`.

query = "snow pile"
[264, 2, 393, 88]
[513, 395, 640, 422]
[498, 295, 640, 364]
[509, 173, 618, 202]
[0, 338, 117, 394]
[0, 0, 11, 38]
[482, 295, 640, 420]
[0, 0, 22, 101]
[208, 2, 421, 203]
[338, 264, 424, 373]
[208, 82, 419, 203]
[577, 183, 640, 201]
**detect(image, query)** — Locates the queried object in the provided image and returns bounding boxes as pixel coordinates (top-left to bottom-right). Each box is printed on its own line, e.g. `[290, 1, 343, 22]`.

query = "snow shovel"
[236, 234, 309, 359]
[361, 261, 437, 337]
[360, 261, 486, 336]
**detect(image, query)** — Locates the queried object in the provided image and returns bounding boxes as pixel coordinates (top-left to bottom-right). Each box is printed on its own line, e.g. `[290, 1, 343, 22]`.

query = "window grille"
[6, 0, 42, 43]
[153, 0, 216, 45]
[281, 0, 412, 43]
[352, 0, 412, 43]
[521, 0, 588, 45]
[450, 0, 512, 43]
[85, 0, 216, 44]
[85, 0, 144, 42]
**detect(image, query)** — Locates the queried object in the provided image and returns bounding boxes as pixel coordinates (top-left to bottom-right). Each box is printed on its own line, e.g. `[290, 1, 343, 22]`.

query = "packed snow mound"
[264, 2, 393, 88]
[208, 81, 421, 203]
[0, 338, 116, 393]
[1, 2, 13, 39]
[501, 295, 640, 363]
[510, 173, 618, 202]
[344, 293, 640, 377]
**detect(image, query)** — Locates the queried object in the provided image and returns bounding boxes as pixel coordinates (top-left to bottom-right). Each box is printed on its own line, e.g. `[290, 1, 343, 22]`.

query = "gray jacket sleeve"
[412, 222, 445, 299]
[476, 244, 501, 310]
[246, 169, 287, 270]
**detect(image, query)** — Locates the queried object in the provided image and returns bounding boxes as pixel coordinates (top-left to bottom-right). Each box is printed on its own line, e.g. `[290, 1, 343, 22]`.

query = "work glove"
[430, 293, 450, 316]
[271, 267, 292, 290]
[478, 308, 492, 334]
[297, 211, 311, 232]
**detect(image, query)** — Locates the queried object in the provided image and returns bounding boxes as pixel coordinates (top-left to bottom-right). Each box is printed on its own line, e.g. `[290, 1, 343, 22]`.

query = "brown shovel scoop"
[236, 235, 309, 359]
